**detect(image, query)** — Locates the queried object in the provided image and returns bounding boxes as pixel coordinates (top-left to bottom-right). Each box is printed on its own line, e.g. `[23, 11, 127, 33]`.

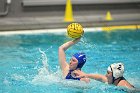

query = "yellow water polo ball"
[67, 23, 84, 39]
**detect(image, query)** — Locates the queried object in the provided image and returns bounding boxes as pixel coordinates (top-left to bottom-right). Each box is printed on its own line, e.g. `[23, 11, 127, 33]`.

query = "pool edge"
[0, 25, 139, 35]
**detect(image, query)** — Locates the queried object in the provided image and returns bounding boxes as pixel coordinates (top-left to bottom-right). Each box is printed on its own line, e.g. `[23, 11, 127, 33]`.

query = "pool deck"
[0, 13, 140, 31]
[0, 0, 140, 31]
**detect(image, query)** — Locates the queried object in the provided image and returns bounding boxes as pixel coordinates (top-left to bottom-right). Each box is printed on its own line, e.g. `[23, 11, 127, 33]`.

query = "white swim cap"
[107, 63, 124, 79]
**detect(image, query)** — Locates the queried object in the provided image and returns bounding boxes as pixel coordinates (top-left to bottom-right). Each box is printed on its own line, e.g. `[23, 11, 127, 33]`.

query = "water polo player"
[106, 63, 134, 88]
[74, 62, 134, 89]
[58, 37, 90, 83]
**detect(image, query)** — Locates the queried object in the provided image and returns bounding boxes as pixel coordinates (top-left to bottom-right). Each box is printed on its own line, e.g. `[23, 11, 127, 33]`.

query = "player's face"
[69, 57, 78, 70]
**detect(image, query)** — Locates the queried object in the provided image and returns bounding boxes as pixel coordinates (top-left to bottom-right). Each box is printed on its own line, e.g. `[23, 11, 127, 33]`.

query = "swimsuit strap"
[118, 77, 125, 83]
[113, 77, 125, 85]
[65, 70, 80, 80]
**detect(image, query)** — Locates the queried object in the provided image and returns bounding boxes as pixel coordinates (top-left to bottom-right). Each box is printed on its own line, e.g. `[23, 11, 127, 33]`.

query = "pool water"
[0, 30, 140, 93]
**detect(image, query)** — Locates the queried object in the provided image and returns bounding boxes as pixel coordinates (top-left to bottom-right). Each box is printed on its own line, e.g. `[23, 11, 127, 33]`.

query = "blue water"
[0, 30, 140, 93]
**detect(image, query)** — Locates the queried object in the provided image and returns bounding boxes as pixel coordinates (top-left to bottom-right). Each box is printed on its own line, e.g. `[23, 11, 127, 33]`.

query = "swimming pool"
[0, 29, 140, 93]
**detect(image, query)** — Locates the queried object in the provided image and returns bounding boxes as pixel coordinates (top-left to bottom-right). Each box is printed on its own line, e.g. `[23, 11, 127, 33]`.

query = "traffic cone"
[64, 0, 74, 22]
[105, 11, 113, 21]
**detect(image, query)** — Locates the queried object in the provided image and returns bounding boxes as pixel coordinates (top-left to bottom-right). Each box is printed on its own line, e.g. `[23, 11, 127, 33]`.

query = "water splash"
[11, 74, 26, 81]
[31, 48, 62, 85]
[80, 37, 95, 49]
[38, 48, 49, 73]
[3, 78, 10, 86]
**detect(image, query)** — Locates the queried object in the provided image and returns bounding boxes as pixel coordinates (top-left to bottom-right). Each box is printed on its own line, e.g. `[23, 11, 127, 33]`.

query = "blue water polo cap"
[73, 53, 86, 69]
